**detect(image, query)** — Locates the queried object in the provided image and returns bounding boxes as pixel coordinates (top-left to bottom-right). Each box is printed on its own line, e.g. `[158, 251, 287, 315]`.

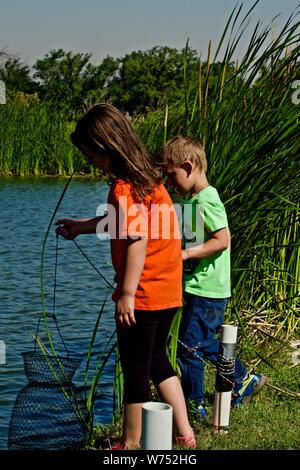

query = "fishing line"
[39, 172, 114, 356]
[34, 233, 70, 355]
[72, 239, 114, 289]
[171, 332, 235, 388]
[40, 172, 75, 355]
[14, 173, 117, 449]
[39, 173, 235, 389]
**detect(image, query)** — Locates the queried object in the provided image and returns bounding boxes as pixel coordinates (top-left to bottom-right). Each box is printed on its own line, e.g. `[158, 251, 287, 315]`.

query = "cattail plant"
[137, 2, 300, 343]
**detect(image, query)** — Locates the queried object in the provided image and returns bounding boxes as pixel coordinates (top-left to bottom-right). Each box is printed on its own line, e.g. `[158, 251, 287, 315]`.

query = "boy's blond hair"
[161, 135, 207, 172]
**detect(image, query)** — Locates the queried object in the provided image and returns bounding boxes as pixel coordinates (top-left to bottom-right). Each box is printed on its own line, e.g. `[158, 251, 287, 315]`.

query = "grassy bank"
[87, 347, 300, 450]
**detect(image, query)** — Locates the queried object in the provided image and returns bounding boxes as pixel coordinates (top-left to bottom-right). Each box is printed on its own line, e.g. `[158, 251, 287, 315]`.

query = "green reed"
[136, 3, 300, 341]
[93, 3, 300, 418]
[84, 300, 116, 446]
[0, 97, 93, 176]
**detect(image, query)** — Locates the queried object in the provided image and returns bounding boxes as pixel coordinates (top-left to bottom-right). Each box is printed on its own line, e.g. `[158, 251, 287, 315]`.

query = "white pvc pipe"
[141, 402, 173, 450]
[213, 392, 232, 433]
[213, 325, 238, 434]
[221, 325, 238, 345]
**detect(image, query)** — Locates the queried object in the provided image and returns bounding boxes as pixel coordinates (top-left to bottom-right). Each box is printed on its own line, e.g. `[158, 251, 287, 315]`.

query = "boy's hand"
[55, 218, 80, 240]
[116, 294, 136, 329]
[182, 249, 189, 261]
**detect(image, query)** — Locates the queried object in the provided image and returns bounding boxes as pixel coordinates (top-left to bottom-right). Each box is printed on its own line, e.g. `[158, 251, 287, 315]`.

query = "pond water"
[0, 176, 117, 449]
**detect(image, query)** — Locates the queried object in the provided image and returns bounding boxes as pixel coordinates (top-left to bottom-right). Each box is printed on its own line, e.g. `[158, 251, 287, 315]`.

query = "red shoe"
[111, 441, 140, 450]
[111, 441, 124, 450]
[174, 432, 196, 449]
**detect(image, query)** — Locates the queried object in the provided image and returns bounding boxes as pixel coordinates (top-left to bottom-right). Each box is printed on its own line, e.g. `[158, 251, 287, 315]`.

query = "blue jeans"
[178, 293, 248, 405]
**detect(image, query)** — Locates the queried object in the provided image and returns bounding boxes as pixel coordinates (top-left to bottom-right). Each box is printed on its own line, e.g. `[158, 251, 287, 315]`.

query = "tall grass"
[83, 299, 116, 445]
[136, 3, 300, 341]
[0, 94, 94, 176]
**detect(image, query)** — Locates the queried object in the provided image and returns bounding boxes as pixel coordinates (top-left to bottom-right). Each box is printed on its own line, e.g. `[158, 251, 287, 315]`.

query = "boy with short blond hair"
[160, 135, 266, 419]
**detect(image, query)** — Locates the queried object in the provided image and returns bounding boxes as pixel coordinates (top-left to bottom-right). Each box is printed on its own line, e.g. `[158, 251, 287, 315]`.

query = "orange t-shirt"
[107, 179, 182, 310]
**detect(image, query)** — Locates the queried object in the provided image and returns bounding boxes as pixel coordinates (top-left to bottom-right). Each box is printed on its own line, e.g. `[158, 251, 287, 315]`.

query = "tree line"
[0, 45, 236, 117]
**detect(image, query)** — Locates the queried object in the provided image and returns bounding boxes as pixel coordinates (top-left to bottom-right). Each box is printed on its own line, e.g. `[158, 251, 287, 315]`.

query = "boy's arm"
[116, 238, 147, 328]
[182, 227, 230, 260]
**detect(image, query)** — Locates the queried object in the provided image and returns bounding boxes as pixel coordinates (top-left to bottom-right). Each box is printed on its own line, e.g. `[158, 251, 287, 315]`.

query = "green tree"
[107, 46, 199, 114]
[83, 55, 119, 107]
[33, 49, 92, 113]
[34, 49, 119, 116]
[0, 56, 37, 99]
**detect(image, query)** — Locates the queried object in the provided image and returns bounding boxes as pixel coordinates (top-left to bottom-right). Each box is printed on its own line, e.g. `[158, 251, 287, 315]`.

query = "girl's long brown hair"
[71, 103, 161, 201]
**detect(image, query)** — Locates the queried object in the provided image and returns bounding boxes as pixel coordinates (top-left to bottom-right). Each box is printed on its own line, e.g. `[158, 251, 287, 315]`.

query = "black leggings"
[116, 307, 178, 403]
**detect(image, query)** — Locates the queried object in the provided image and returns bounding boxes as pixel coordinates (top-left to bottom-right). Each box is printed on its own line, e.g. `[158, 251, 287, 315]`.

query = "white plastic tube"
[221, 325, 238, 345]
[213, 325, 238, 434]
[141, 402, 173, 450]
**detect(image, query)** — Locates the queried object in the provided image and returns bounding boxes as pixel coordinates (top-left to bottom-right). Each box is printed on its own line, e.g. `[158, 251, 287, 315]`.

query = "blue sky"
[0, 0, 299, 66]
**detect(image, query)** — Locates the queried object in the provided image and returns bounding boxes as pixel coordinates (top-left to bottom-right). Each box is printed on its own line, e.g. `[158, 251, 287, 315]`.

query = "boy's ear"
[181, 160, 193, 177]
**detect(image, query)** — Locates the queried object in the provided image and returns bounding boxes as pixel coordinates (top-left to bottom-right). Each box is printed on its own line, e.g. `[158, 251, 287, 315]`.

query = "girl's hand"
[116, 294, 136, 329]
[55, 218, 80, 240]
[182, 249, 188, 261]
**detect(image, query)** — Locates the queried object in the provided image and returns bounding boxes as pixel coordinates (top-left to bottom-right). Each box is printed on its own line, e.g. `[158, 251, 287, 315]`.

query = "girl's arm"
[182, 227, 230, 260]
[55, 215, 107, 239]
[116, 238, 147, 328]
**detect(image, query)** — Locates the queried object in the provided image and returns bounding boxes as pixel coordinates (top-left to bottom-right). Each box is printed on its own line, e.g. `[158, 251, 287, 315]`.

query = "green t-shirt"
[183, 186, 231, 298]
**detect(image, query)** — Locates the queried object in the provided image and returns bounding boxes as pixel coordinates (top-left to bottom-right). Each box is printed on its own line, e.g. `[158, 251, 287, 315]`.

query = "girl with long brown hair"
[56, 103, 196, 450]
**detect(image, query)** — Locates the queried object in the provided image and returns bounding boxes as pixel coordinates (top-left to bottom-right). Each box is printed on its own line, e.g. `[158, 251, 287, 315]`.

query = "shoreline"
[0, 173, 106, 181]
